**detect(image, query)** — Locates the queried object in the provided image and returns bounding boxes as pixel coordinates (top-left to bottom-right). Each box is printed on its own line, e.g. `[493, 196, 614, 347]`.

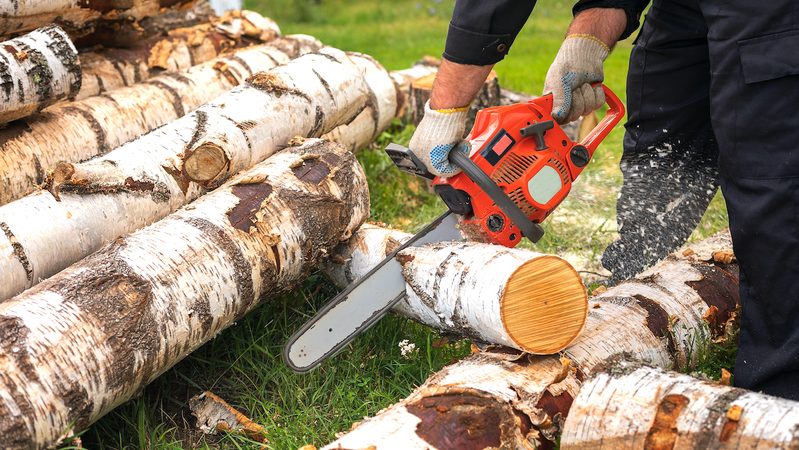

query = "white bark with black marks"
[0, 35, 321, 207]
[561, 362, 799, 450]
[324, 232, 741, 450]
[0, 139, 369, 449]
[0, 25, 80, 124]
[0, 47, 393, 302]
[324, 224, 588, 354]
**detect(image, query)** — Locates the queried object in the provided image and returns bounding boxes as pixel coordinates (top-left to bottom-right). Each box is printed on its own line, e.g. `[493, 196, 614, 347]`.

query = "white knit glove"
[543, 34, 609, 124]
[408, 101, 469, 177]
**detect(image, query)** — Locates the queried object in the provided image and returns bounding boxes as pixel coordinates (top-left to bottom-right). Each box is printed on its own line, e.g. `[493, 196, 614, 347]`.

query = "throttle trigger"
[520, 120, 555, 151]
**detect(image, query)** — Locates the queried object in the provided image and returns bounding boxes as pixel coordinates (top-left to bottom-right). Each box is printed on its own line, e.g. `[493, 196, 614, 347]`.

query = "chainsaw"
[283, 84, 624, 372]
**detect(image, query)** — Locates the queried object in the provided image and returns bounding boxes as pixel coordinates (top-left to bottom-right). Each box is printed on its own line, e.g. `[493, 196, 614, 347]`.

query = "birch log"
[72, 0, 215, 48]
[0, 25, 80, 124]
[0, 34, 320, 207]
[325, 224, 588, 354]
[324, 232, 740, 450]
[561, 362, 799, 449]
[0, 47, 392, 302]
[0, 0, 192, 39]
[0, 139, 369, 449]
[76, 10, 281, 100]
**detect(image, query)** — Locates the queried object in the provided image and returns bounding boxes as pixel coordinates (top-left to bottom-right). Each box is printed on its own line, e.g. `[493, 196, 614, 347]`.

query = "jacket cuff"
[443, 23, 514, 66]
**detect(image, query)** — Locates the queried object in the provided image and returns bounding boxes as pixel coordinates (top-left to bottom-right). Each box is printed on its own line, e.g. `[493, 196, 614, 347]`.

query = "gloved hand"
[408, 100, 469, 177]
[543, 34, 609, 124]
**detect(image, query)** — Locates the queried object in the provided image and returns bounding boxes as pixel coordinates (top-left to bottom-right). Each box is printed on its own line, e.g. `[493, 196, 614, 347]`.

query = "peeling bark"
[0, 0, 194, 40]
[0, 139, 369, 449]
[72, 0, 216, 49]
[324, 232, 740, 450]
[0, 47, 393, 302]
[0, 34, 320, 207]
[76, 10, 281, 100]
[0, 25, 80, 124]
[324, 224, 588, 354]
[561, 362, 799, 449]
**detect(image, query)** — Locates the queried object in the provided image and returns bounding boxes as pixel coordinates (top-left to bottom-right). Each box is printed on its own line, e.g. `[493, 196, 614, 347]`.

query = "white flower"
[398, 339, 418, 359]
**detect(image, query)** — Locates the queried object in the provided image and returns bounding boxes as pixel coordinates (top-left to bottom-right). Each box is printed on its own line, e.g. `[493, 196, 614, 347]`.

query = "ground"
[78, 1, 735, 448]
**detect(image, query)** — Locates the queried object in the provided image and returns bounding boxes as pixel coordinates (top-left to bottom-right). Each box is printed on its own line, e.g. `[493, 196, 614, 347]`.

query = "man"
[409, 0, 799, 399]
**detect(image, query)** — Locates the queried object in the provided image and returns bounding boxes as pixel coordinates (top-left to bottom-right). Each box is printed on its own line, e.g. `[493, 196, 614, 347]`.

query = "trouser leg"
[601, 0, 718, 284]
[699, 0, 799, 398]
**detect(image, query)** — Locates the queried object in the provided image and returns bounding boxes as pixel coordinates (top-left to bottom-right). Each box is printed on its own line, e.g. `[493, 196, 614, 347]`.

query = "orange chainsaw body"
[431, 85, 625, 247]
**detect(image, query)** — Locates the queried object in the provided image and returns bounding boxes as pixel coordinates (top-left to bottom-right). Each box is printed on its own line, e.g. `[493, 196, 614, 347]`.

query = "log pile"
[0, 138, 369, 448]
[324, 232, 742, 449]
[0, 4, 794, 449]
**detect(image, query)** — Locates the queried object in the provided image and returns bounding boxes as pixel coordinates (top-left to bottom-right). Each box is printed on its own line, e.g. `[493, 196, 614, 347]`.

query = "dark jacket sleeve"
[572, 0, 650, 40]
[443, 0, 537, 66]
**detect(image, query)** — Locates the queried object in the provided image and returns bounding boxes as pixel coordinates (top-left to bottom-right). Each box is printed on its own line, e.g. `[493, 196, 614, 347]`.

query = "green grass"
[80, 1, 734, 448]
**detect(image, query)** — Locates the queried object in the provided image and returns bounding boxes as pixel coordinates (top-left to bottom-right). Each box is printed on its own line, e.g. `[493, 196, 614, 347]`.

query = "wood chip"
[712, 250, 736, 264]
[682, 248, 695, 257]
[726, 404, 743, 421]
[593, 285, 607, 295]
[189, 391, 268, 443]
[719, 368, 732, 386]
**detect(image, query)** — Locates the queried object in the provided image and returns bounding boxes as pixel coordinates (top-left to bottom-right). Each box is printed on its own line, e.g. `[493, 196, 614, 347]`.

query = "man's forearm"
[568, 8, 627, 48]
[429, 59, 494, 110]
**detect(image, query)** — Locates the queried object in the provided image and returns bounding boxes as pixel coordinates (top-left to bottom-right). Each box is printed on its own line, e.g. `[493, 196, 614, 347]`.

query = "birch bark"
[0, 139, 369, 450]
[76, 10, 281, 100]
[325, 224, 588, 354]
[561, 362, 799, 450]
[0, 34, 320, 207]
[324, 232, 741, 450]
[0, 47, 394, 301]
[0, 25, 80, 124]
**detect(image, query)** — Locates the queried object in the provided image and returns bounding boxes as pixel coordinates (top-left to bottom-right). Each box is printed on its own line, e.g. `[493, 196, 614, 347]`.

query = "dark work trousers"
[605, 0, 799, 398]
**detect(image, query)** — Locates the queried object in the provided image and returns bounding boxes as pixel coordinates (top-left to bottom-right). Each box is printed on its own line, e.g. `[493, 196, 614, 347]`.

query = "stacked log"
[0, 34, 322, 207]
[76, 10, 281, 100]
[0, 25, 80, 124]
[0, 47, 397, 301]
[561, 362, 799, 449]
[0, 139, 369, 449]
[0, 0, 194, 39]
[323, 232, 740, 449]
[324, 224, 588, 354]
[71, 0, 216, 48]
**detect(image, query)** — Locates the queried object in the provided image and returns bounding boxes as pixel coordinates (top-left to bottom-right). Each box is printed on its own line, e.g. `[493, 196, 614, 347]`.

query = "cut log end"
[501, 255, 587, 354]
[184, 143, 229, 183]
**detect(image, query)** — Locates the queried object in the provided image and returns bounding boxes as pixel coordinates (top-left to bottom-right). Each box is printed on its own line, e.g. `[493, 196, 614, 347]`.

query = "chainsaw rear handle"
[578, 84, 625, 153]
